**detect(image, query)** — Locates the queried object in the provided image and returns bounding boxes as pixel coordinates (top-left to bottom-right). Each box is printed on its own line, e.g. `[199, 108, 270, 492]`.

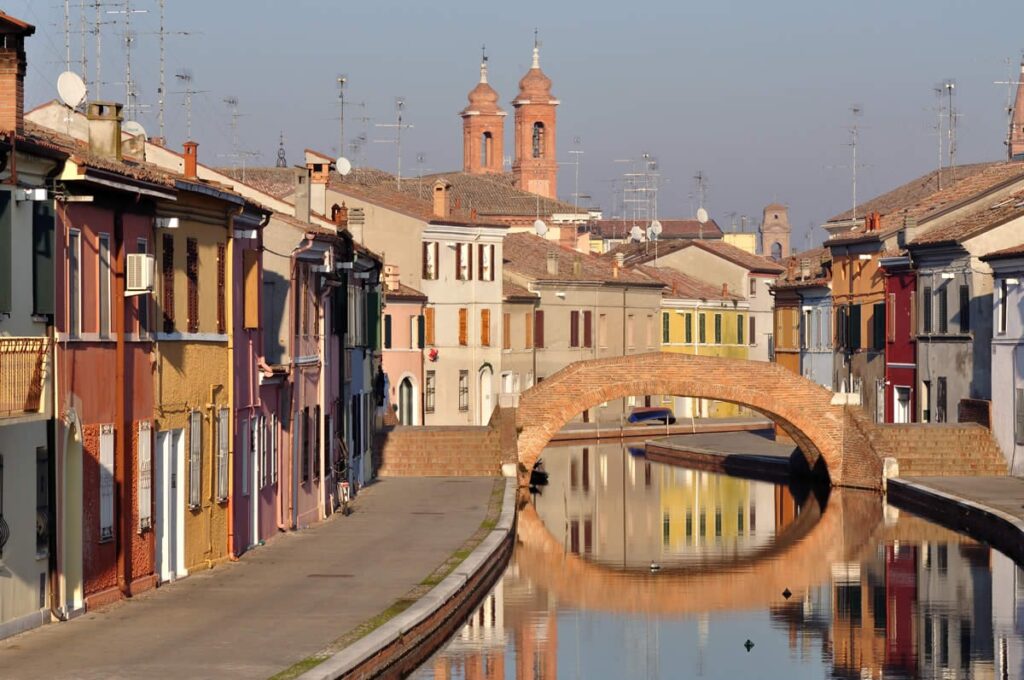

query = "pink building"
[381, 265, 426, 425]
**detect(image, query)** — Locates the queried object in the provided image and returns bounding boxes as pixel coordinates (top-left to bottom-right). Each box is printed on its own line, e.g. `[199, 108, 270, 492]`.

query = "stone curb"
[297, 478, 517, 680]
[887, 478, 1024, 566]
[645, 441, 794, 483]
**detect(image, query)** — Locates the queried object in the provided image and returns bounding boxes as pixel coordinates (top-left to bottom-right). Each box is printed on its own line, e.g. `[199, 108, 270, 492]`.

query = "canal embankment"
[552, 415, 773, 444]
[643, 430, 796, 483]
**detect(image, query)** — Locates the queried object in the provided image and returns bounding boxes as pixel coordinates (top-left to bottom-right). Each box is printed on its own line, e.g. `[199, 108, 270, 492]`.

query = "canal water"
[411, 441, 1024, 680]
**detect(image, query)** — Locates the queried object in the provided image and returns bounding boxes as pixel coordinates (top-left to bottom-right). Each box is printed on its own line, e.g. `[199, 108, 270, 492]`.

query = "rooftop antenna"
[85, 0, 116, 101]
[994, 55, 1024, 160]
[64, 0, 72, 73]
[276, 131, 287, 168]
[149, 0, 200, 140]
[223, 96, 245, 162]
[107, 0, 148, 120]
[172, 70, 206, 140]
[569, 137, 584, 211]
[336, 74, 347, 157]
[848, 105, 863, 221]
[374, 97, 414, 189]
[941, 80, 958, 180]
[77, 0, 87, 83]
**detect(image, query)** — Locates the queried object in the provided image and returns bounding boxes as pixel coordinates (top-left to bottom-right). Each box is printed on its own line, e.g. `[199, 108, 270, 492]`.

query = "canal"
[412, 440, 1024, 679]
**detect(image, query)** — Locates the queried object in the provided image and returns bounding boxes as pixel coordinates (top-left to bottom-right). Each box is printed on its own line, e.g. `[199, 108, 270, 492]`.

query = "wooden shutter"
[216, 243, 226, 333]
[217, 408, 229, 502]
[243, 248, 259, 329]
[138, 421, 152, 531]
[535, 310, 545, 348]
[467, 245, 473, 281]
[186, 238, 199, 333]
[959, 285, 970, 332]
[481, 308, 491, 346]
[503, 313, 511, 350]
[489, 244, 496, 281]
[909, 292, 917, 337]
[888, 293, 896, 343]
[478, 244, 485, 280]
[384, 314, 392, 348]
[0, 191, 10, 314]
[433, 243, 439, 280]
[455, 244, 462, 280]
[99, 424, 115, 540]
[425, 307, 435, 345]
[525, 312, 534, 349]
[422, 242, 430, 279]
[584, 311, 593, 348]
[162, 234, 175, 333]
[189, 411, 202, 508]
[32, 200, 55, 316]
[922, 286, 933, 333]
[459, 308, 468, 346]
[570, 310, 580, 347]
[749, 315, 755, 346]
[367, 290, 381, 349]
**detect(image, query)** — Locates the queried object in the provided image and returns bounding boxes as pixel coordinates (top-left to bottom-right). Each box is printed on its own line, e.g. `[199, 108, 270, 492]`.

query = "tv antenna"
[172, 70, 206, 140]
[337, 75, 347, 157]
[106, 0, 148, 120]
[374, 97, 414, 189]
[940, 80, 958, 178]
[994, 56, 1023, 160]
[847, 105, 864, 221]
[149, 0, 200, 139]
[223, 96, 246, 160]
[276, 131, 287, 168]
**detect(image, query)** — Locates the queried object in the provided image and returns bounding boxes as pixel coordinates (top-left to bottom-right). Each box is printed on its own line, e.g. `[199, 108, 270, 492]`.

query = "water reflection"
[413, 442, 1024, 679]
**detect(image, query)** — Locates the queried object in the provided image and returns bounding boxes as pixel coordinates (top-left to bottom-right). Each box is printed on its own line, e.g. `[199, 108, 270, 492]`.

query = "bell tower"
[760, 203, 791, 261]
[512, 38, 559, 199]
[1010, 60, 1024, 161]
[461, 48, 506, 174]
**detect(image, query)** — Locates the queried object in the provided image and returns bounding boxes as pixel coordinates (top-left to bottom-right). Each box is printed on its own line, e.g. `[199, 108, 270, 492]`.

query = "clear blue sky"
[14, 0, 1024, 249]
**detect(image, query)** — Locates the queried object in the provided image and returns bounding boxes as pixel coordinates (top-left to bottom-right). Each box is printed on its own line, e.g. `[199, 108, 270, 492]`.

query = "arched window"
[532, 122, 545, 159]
[771, 242, 783, 261]
[481, 131, 492, 167]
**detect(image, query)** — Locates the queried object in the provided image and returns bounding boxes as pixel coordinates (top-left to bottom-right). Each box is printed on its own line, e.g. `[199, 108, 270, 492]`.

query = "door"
[62, 421, 84, 613]
[894, 387, 911, 424]
[399, 378, 414, 425]
[155, 429, 186, 582]
[478, 366, 493, 425]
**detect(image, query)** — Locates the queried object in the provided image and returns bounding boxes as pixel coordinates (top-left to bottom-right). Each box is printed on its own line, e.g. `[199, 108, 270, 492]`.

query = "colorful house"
[381, 265, 426, 425]
[771, 248, 833, 389]
[878, 253, 916, 423]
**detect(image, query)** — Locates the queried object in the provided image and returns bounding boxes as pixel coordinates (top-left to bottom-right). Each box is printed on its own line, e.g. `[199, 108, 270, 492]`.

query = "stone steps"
[877, 423, 1008, 477]
[375, 425, 502, 477]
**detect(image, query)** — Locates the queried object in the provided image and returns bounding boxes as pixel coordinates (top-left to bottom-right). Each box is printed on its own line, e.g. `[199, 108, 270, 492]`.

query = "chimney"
[572, 257, 582, 277]
[721, 283, 729, 297]
[432, 180, 451, 219]
[546, 251, 559, 275]
[901, 211, 920, 245]
[293, 167, 311, 223]
[87, 101, 124, 161]
[331, 202, 349, 229]
[0, 14, 35, 135]
[383, 264, 401, 293]
[613, 252, 624, 279]
[182, 140, 198, 179]
[308, 161, 328, 216]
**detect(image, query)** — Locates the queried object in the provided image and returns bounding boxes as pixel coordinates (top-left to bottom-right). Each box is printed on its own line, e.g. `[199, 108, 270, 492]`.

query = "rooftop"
[504, 232, 658, 286]
[605, 238, 784, 274]
[909, 188, 1024, 247]
[638, 266, 740, 301]
[588, 218, 723, 241]
[502, 278, 539, 301]
[773, 247, 832, 289]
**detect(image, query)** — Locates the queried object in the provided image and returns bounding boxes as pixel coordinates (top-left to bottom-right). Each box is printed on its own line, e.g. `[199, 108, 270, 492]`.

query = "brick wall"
[376, 415, 503, 477]
[874, 423, 1008, 477]
[957, 398, 991, 428]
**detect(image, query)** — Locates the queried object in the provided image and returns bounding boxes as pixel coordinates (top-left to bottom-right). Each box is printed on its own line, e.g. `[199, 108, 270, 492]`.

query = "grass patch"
[268, 654, 329, 680]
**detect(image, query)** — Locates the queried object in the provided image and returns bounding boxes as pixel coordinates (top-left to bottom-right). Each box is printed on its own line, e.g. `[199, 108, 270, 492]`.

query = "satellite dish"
[533, 219, 548, 237]
[696, 208, 709, 224]
[649, 219, 662, 237]
[335, 156, 352, 176]
[646, 226, 658, 241]
[57, 71, 87, 109]
[123, 120, 147, 138]
[629, 225, 643, 242]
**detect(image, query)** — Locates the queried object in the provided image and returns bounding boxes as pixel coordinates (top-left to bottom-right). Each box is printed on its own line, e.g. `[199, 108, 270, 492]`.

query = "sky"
[13, 0, 1024, 250]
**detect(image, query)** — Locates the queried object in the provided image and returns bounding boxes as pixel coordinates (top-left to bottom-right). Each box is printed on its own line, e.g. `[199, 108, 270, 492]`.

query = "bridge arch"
[514, 353, 884, 489]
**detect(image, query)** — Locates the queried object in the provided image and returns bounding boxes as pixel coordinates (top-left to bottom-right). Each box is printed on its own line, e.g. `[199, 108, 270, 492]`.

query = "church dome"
[513, 46, 555, 103]
[462, 61, 503, 115]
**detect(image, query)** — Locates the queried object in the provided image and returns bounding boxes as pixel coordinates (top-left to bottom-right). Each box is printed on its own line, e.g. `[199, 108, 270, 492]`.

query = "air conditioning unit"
[126, 253, 155, 292]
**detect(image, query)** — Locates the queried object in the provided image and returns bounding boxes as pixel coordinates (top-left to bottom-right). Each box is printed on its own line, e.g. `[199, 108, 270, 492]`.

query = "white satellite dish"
[335, 156, 352, 176]
[533, 219, 548, 237]
[646, 226, 658, 241]
[629, 225, 643, 242]
[649, 219, 662, 237]
[57, 71, 87, 109]
[123, 120, 147, 138]
[696, 208, 709, 224]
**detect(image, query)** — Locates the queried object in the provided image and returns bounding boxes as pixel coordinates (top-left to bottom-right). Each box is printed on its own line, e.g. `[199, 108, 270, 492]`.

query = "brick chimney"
[383, 264, 401, 293]
[87, 102, 124, 161]
[182, 140, 198, 179]
[432, 180, 451, 219]
[331, 202, 349, 229]
[0, 13, 35, 135]
[293, 167, 311, 223]
[613, 252, 624, 279]
[721, 283, 729, 297]
[546, 251, 559, 275]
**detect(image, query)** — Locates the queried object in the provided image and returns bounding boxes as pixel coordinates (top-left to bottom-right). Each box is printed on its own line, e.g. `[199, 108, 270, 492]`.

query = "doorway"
[155, 429, 186, 582]
[894, 386, 911, 424]
[62, 420, 84, 613]
[399, 378, 415, 425]
[478, 366, 494, 425]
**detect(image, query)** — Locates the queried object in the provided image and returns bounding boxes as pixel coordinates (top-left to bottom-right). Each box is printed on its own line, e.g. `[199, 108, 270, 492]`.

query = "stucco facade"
[381, 273, 426, 426]
[983, 248, 1024, 474]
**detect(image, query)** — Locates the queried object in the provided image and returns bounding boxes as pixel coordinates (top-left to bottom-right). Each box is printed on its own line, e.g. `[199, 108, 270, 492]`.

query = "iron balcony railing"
[0, 337, 50, 418]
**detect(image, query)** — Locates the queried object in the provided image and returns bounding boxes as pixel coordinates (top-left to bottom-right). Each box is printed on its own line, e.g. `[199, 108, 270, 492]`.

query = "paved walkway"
[0, 477, 497, 680]
[902, 475, 1024, 523]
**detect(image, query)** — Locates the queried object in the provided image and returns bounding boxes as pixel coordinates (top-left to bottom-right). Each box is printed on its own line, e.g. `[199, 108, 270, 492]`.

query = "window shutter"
[849, 304, 862, 350]
[216, 243, 226, 333]
[186, 238, 199, 333]
[270, 414, 278, 484]
[489, 244, 496, 281]
[32, 200, 55, 316]
[422, 242, 429, 280]
[749, 316, 756, 346]
[584, 311, 593, 348]
[0, 190, 11, 314]
[417, 314, 425, 348]
[433, 243, 439, 280]
[240, 417, 249, 498]
[243, 248, 260, 329]
[384, 314, 392, 349]
[217, 408, 229, 502]
[1016, 388, 1024, 445]
[99, 424, 115, 540]
[503, 313, 511, 350]
[938, 287, 948, 333]
[535, 310, 545, 348]
[162, 234, 175, 333]
[570, 310, 580, 347]
[872, 302, 886, 350]
[481, 308, 491, 346]
[455, 244, 462, 280]
[737, 314, 745, 344]
[923, 286, 933, 333]
[459, 307, 468, 346]
[959, 285, 970, 333]
[189, 411, 202, 508]
[138, 421, 152, 531]
[661, 313, 669, 344]
[367, 290, 381, 349]
[525, 311, 534, 349]
[888, 294, 896, 343]
[909, 292, 916, 337]
[478, 243, 485, 280]
[467, 245, 473, 281]
[425, 307, 435, 345]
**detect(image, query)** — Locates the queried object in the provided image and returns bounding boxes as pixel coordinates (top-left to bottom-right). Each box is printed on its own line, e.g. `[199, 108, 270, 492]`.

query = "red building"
[880, 254, 916, 423]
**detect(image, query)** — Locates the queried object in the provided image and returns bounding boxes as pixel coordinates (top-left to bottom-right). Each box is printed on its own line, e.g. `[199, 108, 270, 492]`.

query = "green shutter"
[661, 312, 669, 343]
[32, 201, 55, 316]
[0, 190, 12, 314]
[367, 290, 380, 350]
[417, 314, 425, 349]
[849, 304, 862, 351]
[737, 314, 744, 344]
[383, 314, 392, 349]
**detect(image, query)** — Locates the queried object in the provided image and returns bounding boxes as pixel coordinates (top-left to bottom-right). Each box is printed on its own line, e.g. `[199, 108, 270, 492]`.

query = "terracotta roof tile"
[981, 243, 1024, 261]
[392, 171, 586, 218]
[909, 189, 1024, 247]
[773, 247, 832, 289]
[504, 232, 659, 286]
[502, 278, 538, 300]
[638, 266, 739, 301]
[605, 239, 784, 274]
[590, 219, 724, 241]
[385, 282, 427, 301]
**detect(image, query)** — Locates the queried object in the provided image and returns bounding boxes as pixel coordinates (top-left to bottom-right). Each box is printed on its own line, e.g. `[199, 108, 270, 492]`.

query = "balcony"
[0, 337, 49, 418]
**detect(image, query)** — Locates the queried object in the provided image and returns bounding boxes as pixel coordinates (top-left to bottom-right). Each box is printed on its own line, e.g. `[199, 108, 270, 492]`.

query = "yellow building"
[643, 267, 750, 418]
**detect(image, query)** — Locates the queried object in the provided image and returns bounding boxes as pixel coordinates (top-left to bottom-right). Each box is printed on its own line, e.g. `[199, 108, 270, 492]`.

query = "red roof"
[981, 243, 1024, 261]
[605, 239, 784, 274]
[639, 266, 740, 301]
[0, 11, 34, 34]
[589, 218, 723, 241]
[504, 232, 659, 286]
[909, 189, 1024, 247]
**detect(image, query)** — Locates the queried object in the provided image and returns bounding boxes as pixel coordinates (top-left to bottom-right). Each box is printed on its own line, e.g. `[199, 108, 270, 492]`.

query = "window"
[456, 243, 472, 281]
[959, 285, 969, 333]
[478, 243, 495, 281]
[570, 310, 580, 348]
[737, 314, 745, 345]
[422, 241, 439, 280]
[217, 408, 229, 502]
[1015, 388, 1024, 445]
[137, 422, 152, 531]
[480, 308, 491, 346]
[243, 248, 259, 329]
[532, 122, 545, 158]
[662, 312, 670, 343]
[646, 314, 654, 348]
[583, 311, 593, 348]
[162, 233, 175, 333]
[534, 310, 545, 348]
[481, 131, 492, 167]
[99, 424, 115, 540]
[801, 309, 811, 349]
[313, 406, 321, 481]
[425, 371, 436, 413]
[749, 278, 757, 297]
[698, 314, 706, 344]
[189, 411, 202, 508]
[503, 313, 511, 350]
[599, 313, 608, 348]
[136, 239, 150, 333]
[999, 280, 1009, 334]
[525, 311, 534, 349]
[937, 286, 948, 333]
[714, 314, 722, 344]
[68, 229, 82, 338]
[749, 316, 756, 346]
[98, 233, 111, 338]
[872, 302, 885, 351]
[216, 243, 226, 333]
[458, 370, 469, 411]
[301, 407, 310, 483]
[36, 446, 49, 553]
[32, 201, 56, 317]
[887, 294, 896, 343]
[186, 238, 199, 333]
[627, 314, 635, 348]
[936, 377, 947, 423]
[921, 380, 931, 423]
[425, 307, 435, 345]
[383, 314, 392, 348]
[416, 314, 425, 348]
[685, 313, 693, 344]
[922, 286, 933, 333]
[0, 190, 10, 315]
[848, 304, 862, 351]
[458, 307, 468, 346]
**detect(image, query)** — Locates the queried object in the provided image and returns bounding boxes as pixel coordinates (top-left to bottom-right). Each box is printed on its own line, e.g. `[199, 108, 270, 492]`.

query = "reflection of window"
[532, 122, 545, 158]
[458, 370, 469, 411]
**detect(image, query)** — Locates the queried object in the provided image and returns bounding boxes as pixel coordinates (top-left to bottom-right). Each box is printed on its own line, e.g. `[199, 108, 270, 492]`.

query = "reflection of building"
[992, 551, 1024, 680]
[432, 576, 507, 680]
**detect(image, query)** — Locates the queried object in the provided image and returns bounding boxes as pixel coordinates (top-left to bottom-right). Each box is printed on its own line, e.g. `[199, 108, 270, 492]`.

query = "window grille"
[189, 411, 203, 509]
[217, 409, 229, 502]
[138, 422, 152, 531]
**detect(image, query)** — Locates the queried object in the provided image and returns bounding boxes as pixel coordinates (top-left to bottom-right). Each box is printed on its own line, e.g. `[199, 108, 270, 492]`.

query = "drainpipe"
[225, 206, 238, 560]
[206, 383, 223, 567]
[114, 207, 132, 598]
[316, 247, 337, 521]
